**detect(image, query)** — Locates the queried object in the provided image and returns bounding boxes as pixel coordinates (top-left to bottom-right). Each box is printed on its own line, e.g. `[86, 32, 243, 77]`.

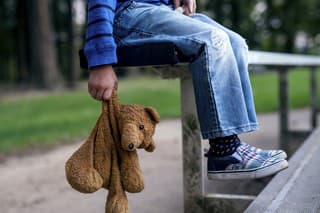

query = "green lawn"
[251, 68, 318, 112]
[0, 69, 319, 152]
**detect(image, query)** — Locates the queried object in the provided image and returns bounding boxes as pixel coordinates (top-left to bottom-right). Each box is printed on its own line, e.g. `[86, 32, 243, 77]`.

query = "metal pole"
[310, 67, 318, 129]
[279, 68, 289, 151]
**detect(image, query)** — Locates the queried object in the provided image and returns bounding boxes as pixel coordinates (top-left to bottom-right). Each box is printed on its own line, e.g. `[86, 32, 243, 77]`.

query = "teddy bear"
[65, 90, 160, 213]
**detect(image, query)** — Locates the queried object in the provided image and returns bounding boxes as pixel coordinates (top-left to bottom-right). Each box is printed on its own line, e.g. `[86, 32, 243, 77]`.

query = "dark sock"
[208, 135, 241, 157]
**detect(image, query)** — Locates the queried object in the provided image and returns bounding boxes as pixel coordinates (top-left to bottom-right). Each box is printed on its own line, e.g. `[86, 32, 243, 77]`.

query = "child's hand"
[174, 0, 196, 16]
[88, 65, 118, 101]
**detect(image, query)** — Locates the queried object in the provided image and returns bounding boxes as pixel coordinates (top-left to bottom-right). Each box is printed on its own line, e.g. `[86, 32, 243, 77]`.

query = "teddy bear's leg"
[94, 112, 113, 189]
[65, 117, 104, 193]
[119, 151, 145, 193]
[105, 147, 129, 213]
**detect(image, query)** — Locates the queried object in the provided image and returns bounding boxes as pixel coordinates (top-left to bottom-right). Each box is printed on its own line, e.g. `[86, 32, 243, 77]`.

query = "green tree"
[28, 0, 62, 88]
[204, 0, 320, 53]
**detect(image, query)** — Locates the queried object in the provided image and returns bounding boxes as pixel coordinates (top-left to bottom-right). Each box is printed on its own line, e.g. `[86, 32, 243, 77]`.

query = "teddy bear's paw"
[105, 195, 129, 213]
[123, 180, 144, 193]
[65, 165, 104, 193]
[121, 169, 145, 193]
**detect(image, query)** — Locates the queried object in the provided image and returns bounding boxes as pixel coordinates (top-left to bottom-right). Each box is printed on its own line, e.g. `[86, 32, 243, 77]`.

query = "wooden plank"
[180, 70, 205, 213]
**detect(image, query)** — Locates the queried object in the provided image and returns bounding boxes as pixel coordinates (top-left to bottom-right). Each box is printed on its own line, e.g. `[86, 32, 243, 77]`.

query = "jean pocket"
[114, 1, 136, 28]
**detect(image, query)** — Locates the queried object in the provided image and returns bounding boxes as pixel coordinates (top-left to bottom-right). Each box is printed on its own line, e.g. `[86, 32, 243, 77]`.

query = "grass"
[251, 68, 318, 112]
[0, 68, 319, 152]
[0, 77, 180, 152]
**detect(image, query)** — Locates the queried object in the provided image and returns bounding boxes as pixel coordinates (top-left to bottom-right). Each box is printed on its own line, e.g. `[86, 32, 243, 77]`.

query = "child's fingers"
[112, 73, 118, 90]
[173, 0, 180, 9]
[183, 5, 191, 16]
[188, 2, 193, 14]
[96, 89, 106, 100]
[103, 88, 113, 101]
[184, 10, 191, 16]
[193, 0, 197, 13]
[189, 0, 196, 14]
[89, 88, 97, 99]
[182, 0, 195, 16]
[114, 81, 118, 90]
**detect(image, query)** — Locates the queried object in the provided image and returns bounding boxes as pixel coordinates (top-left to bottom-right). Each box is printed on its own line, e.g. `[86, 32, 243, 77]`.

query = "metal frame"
[248, 51, 320, 151]
[154, 51, 320, 213]
[276, 66, 319, 152]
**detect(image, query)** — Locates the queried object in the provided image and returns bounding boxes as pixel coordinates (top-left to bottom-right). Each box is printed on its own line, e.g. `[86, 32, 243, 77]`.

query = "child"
[84, 0, 289, 179]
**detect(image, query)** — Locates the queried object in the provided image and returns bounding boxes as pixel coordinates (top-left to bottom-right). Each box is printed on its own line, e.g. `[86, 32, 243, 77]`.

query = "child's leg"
[190, 13, 257, 125]
[114, 2, 288, 179]
[114, 2, 257, 138]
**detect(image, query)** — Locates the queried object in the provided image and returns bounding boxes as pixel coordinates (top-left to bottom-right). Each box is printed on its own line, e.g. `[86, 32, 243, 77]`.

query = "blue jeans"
[114, 1, 259, 139]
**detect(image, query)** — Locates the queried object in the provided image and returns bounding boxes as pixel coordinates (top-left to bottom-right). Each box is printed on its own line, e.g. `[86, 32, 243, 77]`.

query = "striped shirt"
[84, 0, 170, 69]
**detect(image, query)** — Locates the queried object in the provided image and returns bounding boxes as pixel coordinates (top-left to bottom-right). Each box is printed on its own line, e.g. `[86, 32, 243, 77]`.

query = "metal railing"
[248, 51, 320, 152]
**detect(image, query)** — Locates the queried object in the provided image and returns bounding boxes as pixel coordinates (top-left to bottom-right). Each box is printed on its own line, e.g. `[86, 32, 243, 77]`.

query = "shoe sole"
[207, 159, 289, 180]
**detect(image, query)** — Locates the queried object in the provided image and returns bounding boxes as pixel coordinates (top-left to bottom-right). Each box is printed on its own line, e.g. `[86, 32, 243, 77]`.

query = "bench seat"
[79, 42, 189, 69]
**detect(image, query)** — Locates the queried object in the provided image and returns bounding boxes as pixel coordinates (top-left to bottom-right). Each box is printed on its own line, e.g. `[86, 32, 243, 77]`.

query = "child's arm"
[84, 0, 118, 68]
[85, 0, 118, 101]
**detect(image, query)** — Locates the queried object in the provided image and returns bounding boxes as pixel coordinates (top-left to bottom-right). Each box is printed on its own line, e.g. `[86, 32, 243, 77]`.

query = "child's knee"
[229, 32, 248, 50]
[203, 29, 230, 55]
[211, 29, 229, 46]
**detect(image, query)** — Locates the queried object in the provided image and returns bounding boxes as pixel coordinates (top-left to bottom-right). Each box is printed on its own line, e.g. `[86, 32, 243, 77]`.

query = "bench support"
[278, 67, 319, 154]
[180, 72, 205, 213]
[159, 66, 257, 212]
[155, 63, 320, 212]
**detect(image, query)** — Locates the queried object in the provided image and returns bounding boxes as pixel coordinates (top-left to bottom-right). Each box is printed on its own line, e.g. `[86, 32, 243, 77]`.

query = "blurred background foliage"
[0, 0, 319, 87]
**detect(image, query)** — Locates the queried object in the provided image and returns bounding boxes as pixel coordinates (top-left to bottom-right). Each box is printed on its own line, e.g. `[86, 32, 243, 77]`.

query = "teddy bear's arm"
[65, 115, 105, 193]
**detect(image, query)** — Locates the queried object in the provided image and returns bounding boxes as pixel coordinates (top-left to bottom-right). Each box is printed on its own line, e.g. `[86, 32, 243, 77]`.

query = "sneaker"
[206, 143, 289, 180]
[241, 142, 287, 159]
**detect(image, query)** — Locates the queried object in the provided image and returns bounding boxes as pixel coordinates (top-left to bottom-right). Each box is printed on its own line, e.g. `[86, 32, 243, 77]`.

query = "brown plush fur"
[65, 90, 160, 213]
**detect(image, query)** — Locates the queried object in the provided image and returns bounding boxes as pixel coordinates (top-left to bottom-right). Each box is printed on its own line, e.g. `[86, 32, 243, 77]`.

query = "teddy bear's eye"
[139, 125, 145, 130]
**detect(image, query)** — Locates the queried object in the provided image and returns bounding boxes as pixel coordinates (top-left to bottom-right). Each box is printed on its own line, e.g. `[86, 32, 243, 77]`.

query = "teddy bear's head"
[120, 104, 160, 152]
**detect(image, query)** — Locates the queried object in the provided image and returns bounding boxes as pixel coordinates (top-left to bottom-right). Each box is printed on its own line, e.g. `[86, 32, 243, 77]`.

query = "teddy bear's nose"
[128, 143, 134, 150]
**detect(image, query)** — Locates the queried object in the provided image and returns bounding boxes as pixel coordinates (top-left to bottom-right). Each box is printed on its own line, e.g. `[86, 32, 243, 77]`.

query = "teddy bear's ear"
[145, 107, 160, 124]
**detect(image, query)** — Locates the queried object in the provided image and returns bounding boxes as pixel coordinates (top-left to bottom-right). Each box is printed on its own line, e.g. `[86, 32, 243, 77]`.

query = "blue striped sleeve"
[84, 0, 117, 69]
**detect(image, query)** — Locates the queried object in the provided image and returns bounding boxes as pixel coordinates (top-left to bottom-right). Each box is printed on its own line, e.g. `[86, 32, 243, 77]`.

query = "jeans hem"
[201, 123, 259, 139]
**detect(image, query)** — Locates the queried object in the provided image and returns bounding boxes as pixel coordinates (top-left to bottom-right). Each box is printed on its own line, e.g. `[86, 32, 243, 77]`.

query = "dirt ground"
[0, 109, 316, 213]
